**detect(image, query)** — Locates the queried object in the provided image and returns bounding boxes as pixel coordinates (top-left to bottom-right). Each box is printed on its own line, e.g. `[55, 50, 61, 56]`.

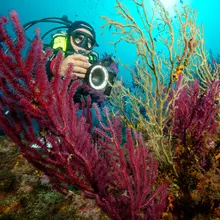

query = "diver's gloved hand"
[60, 54, 91, 78]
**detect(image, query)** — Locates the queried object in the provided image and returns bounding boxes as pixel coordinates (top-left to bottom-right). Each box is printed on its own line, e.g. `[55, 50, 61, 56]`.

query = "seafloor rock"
[0, 137, 109, 220]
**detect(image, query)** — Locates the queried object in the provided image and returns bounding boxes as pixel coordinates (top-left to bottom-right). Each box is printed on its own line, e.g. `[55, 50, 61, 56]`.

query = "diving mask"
[71, 30, 97, 50]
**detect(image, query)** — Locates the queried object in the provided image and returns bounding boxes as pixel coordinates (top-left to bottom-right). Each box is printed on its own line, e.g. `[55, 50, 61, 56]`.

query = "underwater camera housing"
[77, 50, 117, 96]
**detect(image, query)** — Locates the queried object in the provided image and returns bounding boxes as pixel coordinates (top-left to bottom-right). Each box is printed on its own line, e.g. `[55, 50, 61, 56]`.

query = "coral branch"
[0, 11, 168, 219]
[171, 79, 220, 150]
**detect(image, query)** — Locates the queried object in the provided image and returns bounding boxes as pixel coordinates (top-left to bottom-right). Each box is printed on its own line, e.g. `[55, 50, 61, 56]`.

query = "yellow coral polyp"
[127, 123, 134, 129]
[176, 65, 184, 71]
[215, 153, 220, 160]
[173, 71, 181, 81]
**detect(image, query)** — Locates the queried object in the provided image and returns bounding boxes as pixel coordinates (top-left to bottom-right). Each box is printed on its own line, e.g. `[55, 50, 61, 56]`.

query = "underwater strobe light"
[76, 50, 116, 96]
[85, 64, 109, 91]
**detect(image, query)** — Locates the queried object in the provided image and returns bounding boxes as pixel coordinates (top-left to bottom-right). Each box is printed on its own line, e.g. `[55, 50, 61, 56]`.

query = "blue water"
[1, 0, 219, 82]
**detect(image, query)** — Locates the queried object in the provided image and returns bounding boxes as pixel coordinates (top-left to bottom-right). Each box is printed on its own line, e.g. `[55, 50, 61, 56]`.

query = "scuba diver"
[46, 20, 99, 79]
[41, 16, 118, 105]
[7, 15, 118, 105]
